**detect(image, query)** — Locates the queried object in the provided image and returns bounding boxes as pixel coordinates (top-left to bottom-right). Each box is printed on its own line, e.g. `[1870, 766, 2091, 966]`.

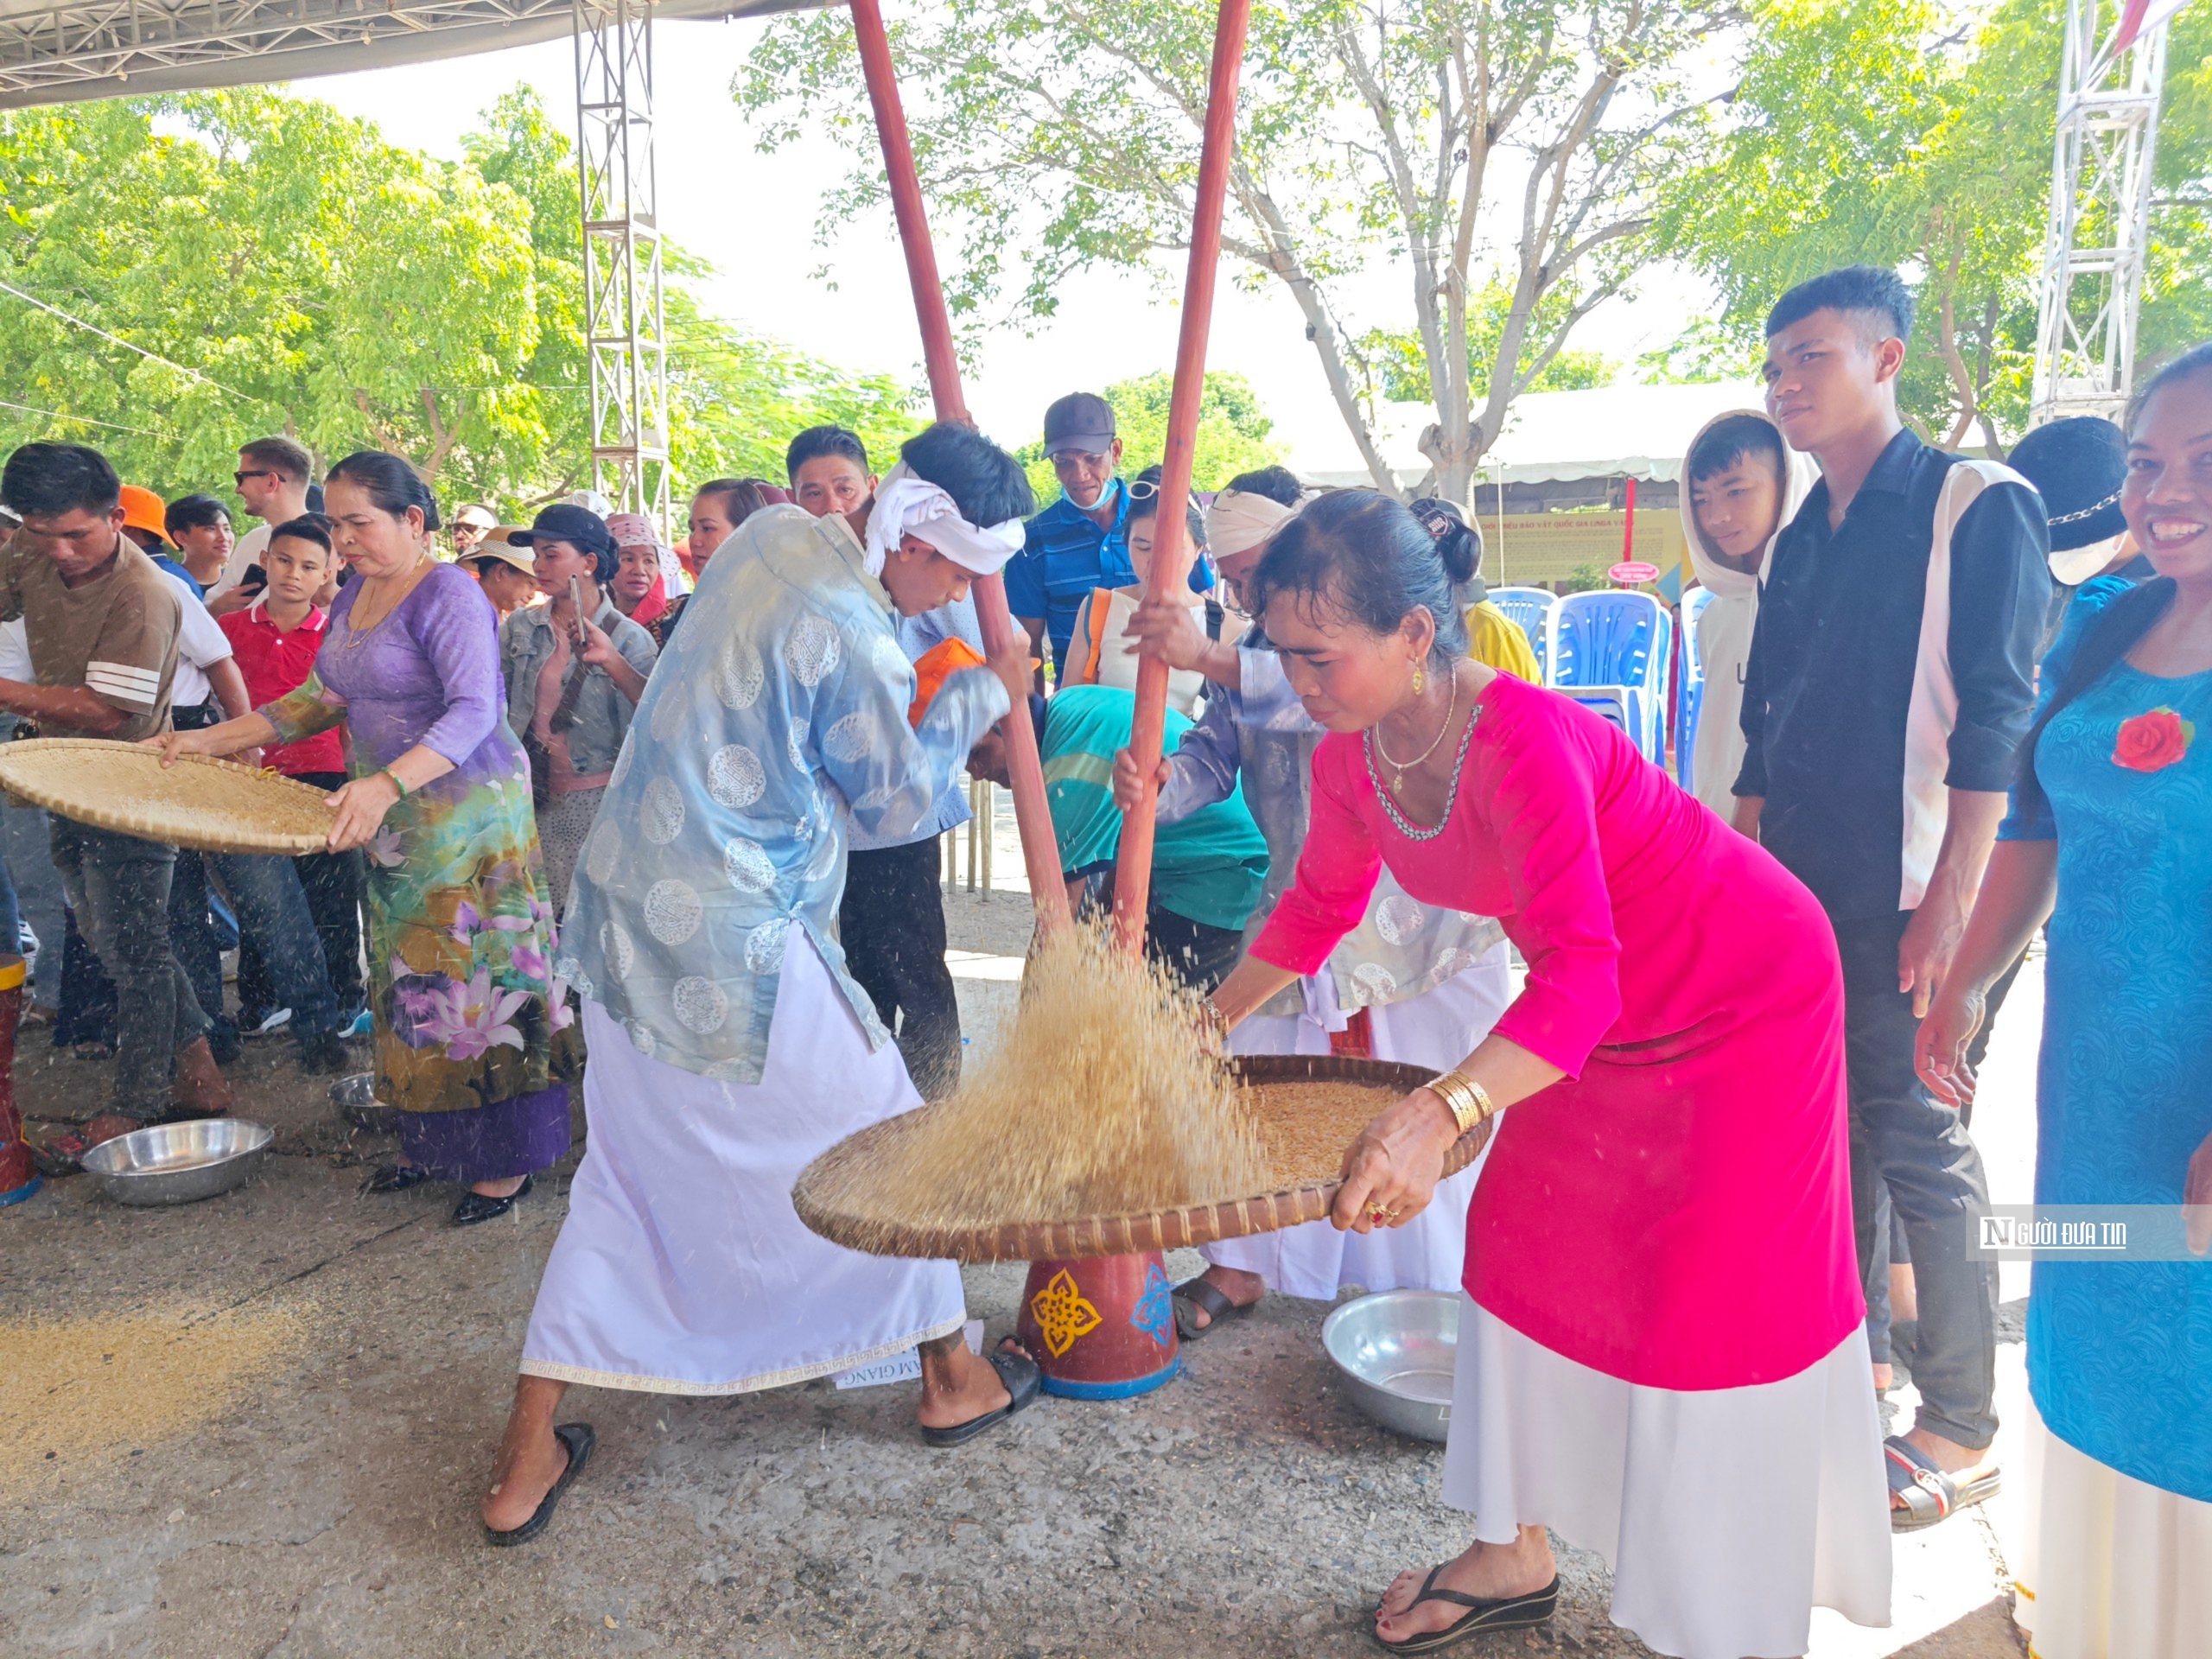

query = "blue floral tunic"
[556, 505, 1009, 1083]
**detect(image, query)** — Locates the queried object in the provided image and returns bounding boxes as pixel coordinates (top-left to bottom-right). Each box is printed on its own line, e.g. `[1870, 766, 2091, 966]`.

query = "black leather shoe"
[453, 1173, 533, 1227]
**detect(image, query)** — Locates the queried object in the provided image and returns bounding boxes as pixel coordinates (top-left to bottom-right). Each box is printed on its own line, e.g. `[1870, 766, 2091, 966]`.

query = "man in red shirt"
[218, 515, 364, 1024]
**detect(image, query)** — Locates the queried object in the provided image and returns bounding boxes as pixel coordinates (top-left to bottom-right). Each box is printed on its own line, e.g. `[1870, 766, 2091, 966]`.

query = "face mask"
[1070, 474, 1118, 512]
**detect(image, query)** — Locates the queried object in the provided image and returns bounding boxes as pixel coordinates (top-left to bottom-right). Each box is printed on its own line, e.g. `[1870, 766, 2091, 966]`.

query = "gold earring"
[1412, 665, 1425, 696]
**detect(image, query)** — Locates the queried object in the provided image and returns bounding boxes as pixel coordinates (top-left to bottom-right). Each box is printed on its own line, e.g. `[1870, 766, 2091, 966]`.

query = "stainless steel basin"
[79, 1118, 274, 1205]
[1321, 1288, 1459, 1443]
[328, 1072, 400, 1135]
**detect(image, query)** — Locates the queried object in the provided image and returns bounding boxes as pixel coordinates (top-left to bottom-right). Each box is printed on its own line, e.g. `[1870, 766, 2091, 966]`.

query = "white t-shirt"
[0, 616, 31, 685]
[207, 523, 270, 601]
[160, 569, 235, 709]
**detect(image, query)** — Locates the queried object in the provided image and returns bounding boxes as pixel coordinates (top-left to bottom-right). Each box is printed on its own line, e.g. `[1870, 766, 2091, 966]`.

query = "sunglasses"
[1128, 477, 1161, 502]
[233, 469, 281, 486]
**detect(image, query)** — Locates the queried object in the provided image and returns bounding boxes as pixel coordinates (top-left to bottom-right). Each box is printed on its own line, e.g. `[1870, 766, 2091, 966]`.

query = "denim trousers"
[1834, 909, 2001, 1450]
[50, 819, 208, 1122]
[188, 851, 340, 1041]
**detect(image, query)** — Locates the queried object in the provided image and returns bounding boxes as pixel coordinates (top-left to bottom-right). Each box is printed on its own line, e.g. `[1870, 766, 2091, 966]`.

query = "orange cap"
[118, 485, 172, 547]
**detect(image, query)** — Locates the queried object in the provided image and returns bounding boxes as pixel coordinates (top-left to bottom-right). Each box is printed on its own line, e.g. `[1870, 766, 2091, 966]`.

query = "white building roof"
[1291, 381, 1770, 490]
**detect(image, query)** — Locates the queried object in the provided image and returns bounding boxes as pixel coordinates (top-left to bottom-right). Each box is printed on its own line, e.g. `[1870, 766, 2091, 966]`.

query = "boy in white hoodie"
[1678, 411, 1815, 818]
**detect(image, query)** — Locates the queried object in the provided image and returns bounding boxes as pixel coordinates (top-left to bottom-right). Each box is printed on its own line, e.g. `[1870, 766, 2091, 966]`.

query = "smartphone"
[568, 575, 586, 645]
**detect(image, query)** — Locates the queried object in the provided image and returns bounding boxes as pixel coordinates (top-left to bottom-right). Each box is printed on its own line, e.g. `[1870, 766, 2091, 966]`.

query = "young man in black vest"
[1734, 266, 2050, 1530]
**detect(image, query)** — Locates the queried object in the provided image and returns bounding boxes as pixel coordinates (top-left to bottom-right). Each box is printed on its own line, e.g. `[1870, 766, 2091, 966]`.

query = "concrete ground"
[2, 815, 2035, 1658]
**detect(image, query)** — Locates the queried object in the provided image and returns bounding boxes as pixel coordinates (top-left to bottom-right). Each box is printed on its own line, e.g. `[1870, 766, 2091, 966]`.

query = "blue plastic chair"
[1676, 587, 1713, 794]
[1487, 587, 1560, 684]
[1552, 591, 1672, 764]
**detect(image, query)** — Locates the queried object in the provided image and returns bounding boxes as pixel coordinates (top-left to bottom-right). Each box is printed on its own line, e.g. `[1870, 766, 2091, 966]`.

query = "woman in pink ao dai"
[1202, 492, 1889, 1658]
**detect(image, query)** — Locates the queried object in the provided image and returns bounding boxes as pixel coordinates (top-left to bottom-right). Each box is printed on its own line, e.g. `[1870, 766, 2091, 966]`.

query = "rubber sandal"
[35, 1131, 93, 1177]
[1885, 1434, 2000, 1532]
[484, 1422, 594, 1547]
[1373, 1567, 1559, 1653]
[922, 1347, 1042, 1447]
[453, 1174, 533, 1227]
[33, 1118, 143, 1177]
[1172, 1276, 1255, 1341]
[361, 1162, 435, 1196]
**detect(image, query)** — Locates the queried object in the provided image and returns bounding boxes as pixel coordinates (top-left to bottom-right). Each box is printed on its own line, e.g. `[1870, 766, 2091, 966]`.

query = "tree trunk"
[1236, 181, 1402, 496]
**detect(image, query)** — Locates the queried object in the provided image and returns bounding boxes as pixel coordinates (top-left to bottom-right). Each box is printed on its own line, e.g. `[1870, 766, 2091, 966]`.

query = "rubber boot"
[0, 953, 40, 1206]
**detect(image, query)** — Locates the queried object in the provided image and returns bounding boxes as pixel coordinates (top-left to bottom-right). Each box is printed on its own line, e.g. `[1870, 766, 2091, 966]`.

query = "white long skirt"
[1445, 1296, 1891, 1659]
[2013, 1395, 2212, 1659]
[1200, 948, 1512, 1300]
[519, 935, 965, 1395]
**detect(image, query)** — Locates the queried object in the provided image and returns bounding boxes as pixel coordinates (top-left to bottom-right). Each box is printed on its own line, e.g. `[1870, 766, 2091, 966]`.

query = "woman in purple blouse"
[161, 453, 578, 1225]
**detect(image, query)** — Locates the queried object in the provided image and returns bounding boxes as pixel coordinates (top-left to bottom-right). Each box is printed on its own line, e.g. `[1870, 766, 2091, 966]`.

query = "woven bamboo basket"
[0, 738, 337, 855]
[793, 1052, 1496, 1264]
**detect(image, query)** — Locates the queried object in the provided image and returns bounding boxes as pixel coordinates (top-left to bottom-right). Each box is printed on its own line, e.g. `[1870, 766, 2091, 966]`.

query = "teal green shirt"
[1041, 684, 1269, 933]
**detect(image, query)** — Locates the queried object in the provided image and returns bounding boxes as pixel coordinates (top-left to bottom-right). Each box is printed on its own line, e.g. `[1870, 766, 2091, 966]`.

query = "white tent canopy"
[0, 0, 802, 108]
[1293, 381, 1772, 490]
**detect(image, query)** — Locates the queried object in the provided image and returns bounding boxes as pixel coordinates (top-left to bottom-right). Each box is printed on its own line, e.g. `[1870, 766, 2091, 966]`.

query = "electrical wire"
[0, 279, 272, 406]
[0, 397, 175, 440]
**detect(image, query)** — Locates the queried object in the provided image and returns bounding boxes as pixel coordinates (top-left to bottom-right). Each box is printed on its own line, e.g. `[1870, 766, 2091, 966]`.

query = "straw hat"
[466, 533, 539, 575]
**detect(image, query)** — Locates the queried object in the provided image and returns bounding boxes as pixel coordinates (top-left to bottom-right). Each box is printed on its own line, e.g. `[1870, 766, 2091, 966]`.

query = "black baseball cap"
[507, 502, 616, 556]
[1042, 391, 1116, 458]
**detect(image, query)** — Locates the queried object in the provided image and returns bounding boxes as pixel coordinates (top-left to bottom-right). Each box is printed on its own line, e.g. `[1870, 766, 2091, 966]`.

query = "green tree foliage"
[0, 90, 539, 501]
[460, 88, 923, 495]
[739, 1, 1727, 506]
[1360, 278, 1618, 404]
[0, 87, 920, 518]
[1013, 370, 1285, 505]
[1651, 0, 2211, 449]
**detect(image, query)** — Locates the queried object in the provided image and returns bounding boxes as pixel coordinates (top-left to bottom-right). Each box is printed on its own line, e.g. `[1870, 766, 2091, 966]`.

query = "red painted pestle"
[1110, 0, 1255, 957]
[849, 0, 1070, 934]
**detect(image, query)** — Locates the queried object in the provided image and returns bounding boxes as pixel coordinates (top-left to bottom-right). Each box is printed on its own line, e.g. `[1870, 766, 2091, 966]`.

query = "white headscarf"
[861, 461, 1026, 580]
[1205, 488, 1306, 560]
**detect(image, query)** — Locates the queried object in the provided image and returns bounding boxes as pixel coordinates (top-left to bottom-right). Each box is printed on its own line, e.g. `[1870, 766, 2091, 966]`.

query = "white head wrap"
[861, 461, 1026, 580]
[1205, 488, 1306, 560]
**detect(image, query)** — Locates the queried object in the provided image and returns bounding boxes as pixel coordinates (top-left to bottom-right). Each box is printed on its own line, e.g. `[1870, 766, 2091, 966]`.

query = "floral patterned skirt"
[359, 736, 583, 1115]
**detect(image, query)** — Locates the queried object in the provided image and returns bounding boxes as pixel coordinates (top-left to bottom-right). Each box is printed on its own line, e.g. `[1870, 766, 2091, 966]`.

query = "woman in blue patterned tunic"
[1920, 344, 2212, 1657]
[479, 423, 1042, 1544]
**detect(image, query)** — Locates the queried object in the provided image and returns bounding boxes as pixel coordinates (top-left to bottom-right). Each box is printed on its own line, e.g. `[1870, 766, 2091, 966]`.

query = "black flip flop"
[1885, 1434, 1999, 1532]
[485, 1422, 594, 1547]
[922, 1347, 1042, 1447]
[1373, 1567, 1559, 1653]
[1172, 1276, 1255, 1341]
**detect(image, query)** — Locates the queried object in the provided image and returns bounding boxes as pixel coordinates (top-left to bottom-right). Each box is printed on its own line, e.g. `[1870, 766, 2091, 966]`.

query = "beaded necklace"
[1363, 697, 1482, 842]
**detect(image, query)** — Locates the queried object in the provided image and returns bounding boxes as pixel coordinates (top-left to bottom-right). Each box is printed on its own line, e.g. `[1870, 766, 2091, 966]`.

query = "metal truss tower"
[574, 0, 670, 529]
[2029, 0, 2171, 426]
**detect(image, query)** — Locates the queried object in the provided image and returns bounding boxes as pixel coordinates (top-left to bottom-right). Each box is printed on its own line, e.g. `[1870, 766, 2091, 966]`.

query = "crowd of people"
[0, 259, 2203, 1659]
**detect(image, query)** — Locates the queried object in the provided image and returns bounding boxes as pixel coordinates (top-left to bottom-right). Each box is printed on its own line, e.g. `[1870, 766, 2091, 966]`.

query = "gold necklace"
[341, 552, 432, 647]
[1370, 664, 1459, 792]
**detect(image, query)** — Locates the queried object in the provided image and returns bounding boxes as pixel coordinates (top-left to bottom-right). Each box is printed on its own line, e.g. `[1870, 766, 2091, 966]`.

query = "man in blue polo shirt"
[1007, 391, 1211, 681]
[1734, 264, 2049, 1532]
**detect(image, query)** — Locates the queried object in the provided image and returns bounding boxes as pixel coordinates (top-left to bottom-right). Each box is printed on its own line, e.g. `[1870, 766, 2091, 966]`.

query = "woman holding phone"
[152, 452, 579, 1226]
[496, 505, 658, 909]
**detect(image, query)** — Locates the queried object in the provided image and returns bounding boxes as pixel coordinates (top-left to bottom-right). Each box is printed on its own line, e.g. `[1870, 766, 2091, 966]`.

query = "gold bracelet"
[1427, 1070, 1496, 1137]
